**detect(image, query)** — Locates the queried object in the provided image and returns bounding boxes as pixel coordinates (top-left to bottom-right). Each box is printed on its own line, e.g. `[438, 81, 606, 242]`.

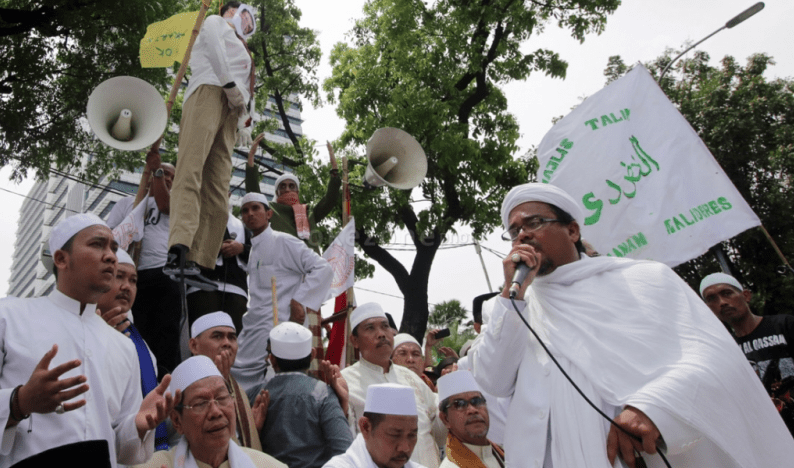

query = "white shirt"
[0, 290, 154, 467]
[231, 226, 332, 393]
[106, 196, 169, 270]
[323, 434, 428, 468]
[184, 15, 252, 104]
[469, 255, 794, 468]
[342, 359, 446, 468]
[439, 442, 501, 468]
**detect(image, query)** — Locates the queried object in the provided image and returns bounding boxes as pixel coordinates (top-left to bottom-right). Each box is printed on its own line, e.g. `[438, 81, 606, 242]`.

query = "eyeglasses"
[446, 396, 487, 411]
[501, 216, 560, 242]
[178, 393, 233, 414]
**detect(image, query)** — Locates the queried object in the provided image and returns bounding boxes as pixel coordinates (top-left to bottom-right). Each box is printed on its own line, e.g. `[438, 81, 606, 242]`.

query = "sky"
[1, 0, 792, 329]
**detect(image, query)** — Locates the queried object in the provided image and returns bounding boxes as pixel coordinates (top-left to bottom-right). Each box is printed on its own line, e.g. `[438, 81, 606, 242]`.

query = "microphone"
[509, 263, 532, 299]
[230, 232, 238, 240]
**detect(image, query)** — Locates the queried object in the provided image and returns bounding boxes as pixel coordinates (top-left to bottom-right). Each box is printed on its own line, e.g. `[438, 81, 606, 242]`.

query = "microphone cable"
[509, 296, 673, 468]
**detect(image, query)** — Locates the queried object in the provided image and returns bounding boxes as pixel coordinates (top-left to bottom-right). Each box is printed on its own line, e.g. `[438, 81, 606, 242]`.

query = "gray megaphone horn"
[363, 127, 428, 190]
[86, 76, 167, 151]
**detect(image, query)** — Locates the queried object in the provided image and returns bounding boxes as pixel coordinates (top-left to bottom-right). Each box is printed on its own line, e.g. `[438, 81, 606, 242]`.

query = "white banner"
[323, 217, 356, 300]
[112, 196, 148, 251]
[536, 65, 760, 267]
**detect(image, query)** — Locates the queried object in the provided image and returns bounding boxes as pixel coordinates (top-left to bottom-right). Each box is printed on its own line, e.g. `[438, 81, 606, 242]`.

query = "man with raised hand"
[341, 304, 446, 468]
[0, 213, 175, 467]
[189, 312, 267, 450]
[436, 371, 503, 468]
[324, 383, 426, 468]
[134, 356, 286, 468]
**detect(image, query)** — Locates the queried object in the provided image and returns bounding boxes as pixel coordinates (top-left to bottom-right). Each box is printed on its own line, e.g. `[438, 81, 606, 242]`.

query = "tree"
[428, 299, 469, 329]
[604, 52, 794, 316]
[0, 0, 188, 181]
[323, 0, 619, 341]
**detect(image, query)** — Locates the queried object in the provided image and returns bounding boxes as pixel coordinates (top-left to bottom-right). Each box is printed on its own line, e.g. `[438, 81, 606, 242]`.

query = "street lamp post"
[657, 2, 765, 83]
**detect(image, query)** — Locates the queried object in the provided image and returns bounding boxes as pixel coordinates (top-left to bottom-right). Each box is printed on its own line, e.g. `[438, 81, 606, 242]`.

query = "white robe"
[438, 442, 501, 468]
[0, 290, 154, 467]
[323, 434, 428, 468]
[469, 255, 794, 468]
[342, 359, 446, 468]
[232, 226, 332, 393]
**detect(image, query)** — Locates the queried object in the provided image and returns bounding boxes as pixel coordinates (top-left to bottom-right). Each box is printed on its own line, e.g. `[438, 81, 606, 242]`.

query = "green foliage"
[0, 0, 191, 181]
[428, 321, 477, 364]
[605, 52, 794, 316]
[323, 0, 619, 340]
[428, 299, 469, 329]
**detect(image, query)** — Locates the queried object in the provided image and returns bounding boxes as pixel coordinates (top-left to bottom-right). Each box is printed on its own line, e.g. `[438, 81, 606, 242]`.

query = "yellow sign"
[140, 11, 200, 68]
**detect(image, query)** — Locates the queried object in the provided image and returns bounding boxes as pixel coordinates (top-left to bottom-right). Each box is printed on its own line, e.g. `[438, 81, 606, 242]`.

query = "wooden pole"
[760, 225, 792, 271]
[272, 276, 279, 326]
[341, 155, 358, 366]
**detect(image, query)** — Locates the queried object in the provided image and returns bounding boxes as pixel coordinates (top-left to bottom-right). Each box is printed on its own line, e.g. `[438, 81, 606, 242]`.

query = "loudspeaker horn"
[86, 76, 167, 151]
[363, 127, 427, 190]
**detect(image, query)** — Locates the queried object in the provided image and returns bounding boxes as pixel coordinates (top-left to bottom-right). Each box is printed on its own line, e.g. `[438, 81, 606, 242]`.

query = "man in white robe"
[0, 213, 176, 467]
[134, 355, 286, 468]
[469, 182, 794, 468]
[324, 383, 427, 468]
[341, 304, 446, 468]
[231, 193, 332, 393]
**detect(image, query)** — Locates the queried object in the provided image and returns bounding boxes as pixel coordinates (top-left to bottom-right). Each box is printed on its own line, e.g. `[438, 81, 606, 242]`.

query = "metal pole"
[472, 238, 494, 292]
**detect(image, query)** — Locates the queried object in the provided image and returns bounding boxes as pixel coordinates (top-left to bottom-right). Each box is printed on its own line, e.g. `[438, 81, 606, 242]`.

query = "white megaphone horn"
[86, 76, 167, 151]
[363, 127, 428, 190]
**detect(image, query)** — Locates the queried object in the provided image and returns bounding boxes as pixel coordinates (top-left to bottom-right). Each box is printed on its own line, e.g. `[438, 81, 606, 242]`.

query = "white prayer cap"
[241, 192, 270, 208]
[48, 213, 108, 254]
[116, 249, 135, 267]
[699, 272, 744, 297]
[170, 355, 223, 394]
[350, 303, 388, 331]
[437, 370, 481, 402]
[274, 173, 300, 190]
[191, 312, 235, 338]
[270, 322, 313, 360]
[393, 333, 421, 352]
[500, 183, 583, 231]
[364, 384, 417, 416]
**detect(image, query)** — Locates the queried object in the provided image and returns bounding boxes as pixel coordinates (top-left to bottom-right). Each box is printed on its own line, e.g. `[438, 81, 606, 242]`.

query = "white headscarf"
[500, 183, 583, 230]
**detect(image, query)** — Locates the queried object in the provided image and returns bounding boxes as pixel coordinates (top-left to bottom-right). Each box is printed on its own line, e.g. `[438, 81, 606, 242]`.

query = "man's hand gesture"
[606, 406, 661, 468]
[136, 374, 179, 440]
[252, 389, 269, 431]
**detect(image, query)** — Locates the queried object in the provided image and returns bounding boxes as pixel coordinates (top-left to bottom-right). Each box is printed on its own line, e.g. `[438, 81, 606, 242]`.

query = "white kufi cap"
[48, 213, 108, 254]
[501, 183, 583, 231]
[437, 370, 481, 402]
[699, 272, 744, 298]
[393, 333, 421, 352]
[170, 355, 223, 394]
[350, 303, 388, 331]
[191, 312, 235, 337]
[270, 322, 313, 360]
[241, 192, 270, 207]
[116, 249, 135, 266]
[274, 173, 300, 190]
[364, 383, 417, 416]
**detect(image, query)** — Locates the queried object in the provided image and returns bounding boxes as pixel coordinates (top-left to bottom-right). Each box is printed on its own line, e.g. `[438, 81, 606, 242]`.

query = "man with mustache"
[468, 182, 794, 468]
[700, 272, 794, 436]
[134, 356, 286, 468]
[341, 304, 446, 468]
[324, 383, 426, 468]
[436, 371, 503, 468]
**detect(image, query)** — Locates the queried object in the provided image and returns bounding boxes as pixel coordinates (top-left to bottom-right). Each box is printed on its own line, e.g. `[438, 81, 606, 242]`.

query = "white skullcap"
[364, 384, 417, 416]
[170, 355, 223, 394]
[393, 333, 421, 352]
[699, 272, 744, 298]
[350, 303, 388, 331]
[191, 312, 235, 338]
[116, 249, 135, 266]
[437, 370, 481, 402]
[270, 322, 313, 360]
[241, 192, 270, 207]
[48, 213, 108, 254]
[500, 183, 583, 231]
[274, 173, 300, 190]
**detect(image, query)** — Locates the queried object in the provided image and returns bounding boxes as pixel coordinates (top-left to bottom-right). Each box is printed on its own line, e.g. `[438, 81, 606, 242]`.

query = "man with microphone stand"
[468, 182, 794, 468]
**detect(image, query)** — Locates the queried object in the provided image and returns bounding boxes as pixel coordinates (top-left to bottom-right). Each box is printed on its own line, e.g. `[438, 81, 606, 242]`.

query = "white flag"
[112, 197, 149, 251]
[536, 65, 760, 267]
[323, 218, 356, 300]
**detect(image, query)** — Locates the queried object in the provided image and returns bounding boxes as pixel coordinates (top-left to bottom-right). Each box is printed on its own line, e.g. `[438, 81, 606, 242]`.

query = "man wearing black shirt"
[700, 272, 794, 435]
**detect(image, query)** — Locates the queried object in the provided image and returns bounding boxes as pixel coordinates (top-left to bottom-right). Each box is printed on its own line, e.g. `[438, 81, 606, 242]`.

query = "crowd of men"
[3, 1, 794, 467]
